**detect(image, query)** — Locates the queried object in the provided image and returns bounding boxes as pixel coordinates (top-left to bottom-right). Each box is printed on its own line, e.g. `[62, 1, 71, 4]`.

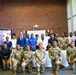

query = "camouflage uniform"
[35, 49, 46, 75]
[66, 46, 76, 70]
[11, 49, 24, 75]
[58, 37, 69, 50]
[49, 46, 62, 75]
[22, 50, 34, 73]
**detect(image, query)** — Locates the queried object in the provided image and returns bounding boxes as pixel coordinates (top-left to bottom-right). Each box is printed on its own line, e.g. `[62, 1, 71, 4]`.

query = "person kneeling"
[11, 45, 24, 75]
[66, 41, 76, 72]
[35, 43, 46, 75]
[21, 45, 34, 74]
[49, 41, 62, 75]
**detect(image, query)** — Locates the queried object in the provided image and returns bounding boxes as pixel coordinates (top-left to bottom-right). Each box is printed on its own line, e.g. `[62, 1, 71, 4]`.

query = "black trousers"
[75, 40, 76, 47]
[0, 56, 2, 68]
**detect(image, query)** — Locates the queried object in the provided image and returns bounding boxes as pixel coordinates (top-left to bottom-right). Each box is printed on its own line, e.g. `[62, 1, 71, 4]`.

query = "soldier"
[66, 41, 76, 71]
[49, 40, 62, 75]
[21, 45, 34, 74]
[35, 43, 46, 75]
[11, 44, 24, 75]
[58, 32, 69, 50]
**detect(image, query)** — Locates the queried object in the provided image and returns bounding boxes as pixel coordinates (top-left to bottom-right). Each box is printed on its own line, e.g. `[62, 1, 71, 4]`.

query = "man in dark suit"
[17, 32, 27, 50]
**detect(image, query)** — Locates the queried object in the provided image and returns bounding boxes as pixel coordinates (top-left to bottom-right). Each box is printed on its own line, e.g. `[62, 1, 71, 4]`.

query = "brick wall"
[0, 0, 68, 37]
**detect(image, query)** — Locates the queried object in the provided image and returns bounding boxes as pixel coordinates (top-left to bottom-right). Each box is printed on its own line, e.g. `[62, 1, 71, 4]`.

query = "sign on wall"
[26, 30, 46, 38]
[0, 29, 12, 46]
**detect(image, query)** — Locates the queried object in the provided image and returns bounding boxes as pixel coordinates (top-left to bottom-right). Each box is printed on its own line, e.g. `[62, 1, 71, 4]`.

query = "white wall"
[72, 0, 76, 15]
[67, 0, 76, 34]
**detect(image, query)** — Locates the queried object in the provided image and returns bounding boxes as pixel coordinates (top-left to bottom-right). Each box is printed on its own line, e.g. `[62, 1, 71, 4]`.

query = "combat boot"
[22, 72, 26, 75]
[36, 72, 40, 75]
[40, 71, 44, 74]
[40, 64, 45, 73]
[54, 71, 59, 75]
[28, 69, 32, 73]
[12, 72, 16, 75]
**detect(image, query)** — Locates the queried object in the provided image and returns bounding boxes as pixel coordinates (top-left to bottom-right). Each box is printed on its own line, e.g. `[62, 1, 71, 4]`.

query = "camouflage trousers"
[52, 60, 60, 71]
[21, 61, 33, 73]
[36, 62, 45, 73]
[69, 60, 76, 70]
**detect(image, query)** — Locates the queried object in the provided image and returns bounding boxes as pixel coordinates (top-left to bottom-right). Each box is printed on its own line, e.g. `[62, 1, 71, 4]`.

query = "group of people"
[0, 28, 76, 75]
[11, 43, 46, 75]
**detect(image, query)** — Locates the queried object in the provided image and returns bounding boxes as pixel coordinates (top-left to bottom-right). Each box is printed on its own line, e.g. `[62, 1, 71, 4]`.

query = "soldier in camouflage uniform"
[49, 40, 62, 75]
[58, 32, 69, 50]
[66, 41, 76, 71]
[21, 45, 34, 74]
[35, 43, 46, 75]
[11, 44, 24, 75]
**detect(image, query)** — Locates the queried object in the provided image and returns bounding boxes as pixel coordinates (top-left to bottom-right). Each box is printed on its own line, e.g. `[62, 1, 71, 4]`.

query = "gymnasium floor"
[0, 67, 76, 75]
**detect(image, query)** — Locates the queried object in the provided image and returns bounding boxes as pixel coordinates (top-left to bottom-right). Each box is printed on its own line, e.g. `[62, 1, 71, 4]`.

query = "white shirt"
[45, 36, 50, 41]
[11, 39, 17, 48]
[36, 39, 41, 45]
[39, 37, 48, 50]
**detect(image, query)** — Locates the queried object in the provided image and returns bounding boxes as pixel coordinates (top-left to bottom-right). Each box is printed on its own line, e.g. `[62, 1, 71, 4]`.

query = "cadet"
[58, 32, 69, 50]
[49, 40, 62, 75]
[35, 43, 46, 75]
[66, 41, 76, 71]
[11, 44, 24, 75]
[21, 45, 34, 74]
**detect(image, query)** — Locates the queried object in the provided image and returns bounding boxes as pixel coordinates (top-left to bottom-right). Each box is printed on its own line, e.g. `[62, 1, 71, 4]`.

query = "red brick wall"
[0, 0, 68, 37]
